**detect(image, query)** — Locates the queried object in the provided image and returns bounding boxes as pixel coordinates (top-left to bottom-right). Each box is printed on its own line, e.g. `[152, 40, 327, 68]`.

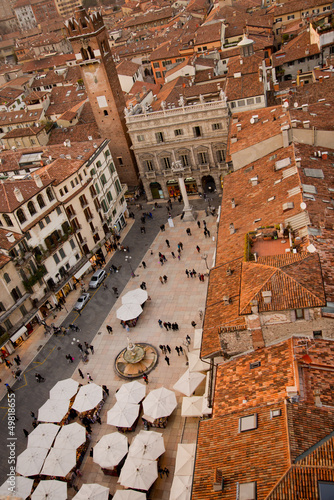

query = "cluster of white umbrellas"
[72, 383, 103, 413]
[169, 444, 196, 500]
[116, 288, 148, 321]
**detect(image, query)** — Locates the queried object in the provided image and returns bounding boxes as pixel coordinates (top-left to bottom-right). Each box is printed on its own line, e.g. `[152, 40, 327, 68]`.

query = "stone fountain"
[114, 337, 158, 380]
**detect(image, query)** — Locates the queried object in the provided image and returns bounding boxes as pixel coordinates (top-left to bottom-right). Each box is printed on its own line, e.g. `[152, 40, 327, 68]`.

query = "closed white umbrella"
[187, 350, 210, 373]
[169, 475, 193, 500]
[116, 303, 143, 321]
[40, 448, 76, 478]
[181, 396, 204, 417]
[16, 447, 49, 477]
[173, 369, 206, 397]
[122, 289, 148, 305]
[27, 423, 60, 449]
[49, 378, 79, 400]
[53, 422, 86, 450]
[93, 432, 128, 468]
[0, 476, 33, 498]
[72, 383, 103, 413]
[142, 387, 177, 420]
[128, 430, 165, 461]
[174, 443, 196, 476]
[38, 399, 69, 423]
[113, 491, 146, 500]
[118, 457, 158, 491]
[107, 402, 140, 428]
[31, 479, 67, 500]
[73, 483, 109, 500]
[115, 381, 146, 404]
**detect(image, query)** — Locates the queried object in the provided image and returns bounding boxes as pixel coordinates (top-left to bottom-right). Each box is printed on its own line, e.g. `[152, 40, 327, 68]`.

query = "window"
[101, 174, 107, 186]
[64, 186, 68, 194]
[37, 194, 45, 208]
[4, 273, 11, 284]
[144, 160, 154, 171]
[247, 98, 254, 105]
[198, 152, 207, 164]
[162, 157, 171, 169]
[115, 179, 122, 194]
[319, 482, 334, 500]
[70, 180, 74, 188]
[238, 482, 257, 500]
[155, 71, 161, 78]
[239, 414, 257, 432]
[96, 160, 102, 168]
[90, 168, 96, 177]
[59, 248, 65, 259]
[255, 97, 262, 103]
[27, 201, 37, 216]
[212, 123, 222, 130]
[95, 183, 100, 194]
[295, 308, 304, 319]
[4, 214, 13, 227]
[117, 157, 123, 166]
[137, 134, 145, 142]
[17, 208, 26, 224]
[287, 14, 295, 19]
[56, 207, 61, 216]
[238, 100, 246, 107]
[26, 231, 31, 240]
[20, 304, 28, 316]
[45, 216, 50, 224]
[107, 191, 113, 203]
[0, 302, 5, 311]
[180, 154, 189, 167]
[39, 221, 45, 229]
[153, 62, 160, 68]
[101, 199, 108, 212]
[105, 149, 110, 158]
[59, 189, 63, 197]
[69, 238, 75, 250]
[217, 150, 225, 163]
[53, 254, 60, 264]
[193, 126, 202, 137]
[174, 129, 183, 136]
[155, 132, 164, 143]
[5, 319, 12, 330]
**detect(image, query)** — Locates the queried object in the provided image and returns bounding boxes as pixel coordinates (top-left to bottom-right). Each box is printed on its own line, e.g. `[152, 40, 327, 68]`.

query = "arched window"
[28, 201, 37, 216]
[46, 188, 54, 202]
[80, 47, 89, 61]
[3, 214, 13, 227]
[17, 208, 26, 224]
[88, 46, 94, 59]
[37, 194, 45, 209]
[4, 273, 11, 284]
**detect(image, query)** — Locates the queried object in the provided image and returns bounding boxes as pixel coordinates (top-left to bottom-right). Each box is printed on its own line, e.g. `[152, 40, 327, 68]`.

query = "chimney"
[231, 198, 236, 208]
[250, 176, 258, 186]
[314, 389, 322, 407]
[14, 187, 24, 202]
[34, 174, 43, 188]
[223, 295, 230, 305]
[302, 103, 308, 112]
[303, 120, 310, 129]
[322, 151, 328, 159]
[236, 123, 241, 132]
[229, 223, 235, 234]
[6, 232, 15, 243]
[262, 291, 272, 304]
[295, 157, 301, 167]
[250, 299, 258, 314]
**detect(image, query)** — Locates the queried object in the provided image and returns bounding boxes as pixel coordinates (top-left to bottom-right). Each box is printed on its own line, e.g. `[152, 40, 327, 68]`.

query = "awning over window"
[74, 261, 92, 280]
[11, 326, 28, 343]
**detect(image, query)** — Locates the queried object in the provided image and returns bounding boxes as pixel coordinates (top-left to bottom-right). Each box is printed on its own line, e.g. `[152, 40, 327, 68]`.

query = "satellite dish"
[294, 102, 298, 108]
[250, 117, 255, 124]
[300, 202, 307, 210]
[283, 101, 289, 108]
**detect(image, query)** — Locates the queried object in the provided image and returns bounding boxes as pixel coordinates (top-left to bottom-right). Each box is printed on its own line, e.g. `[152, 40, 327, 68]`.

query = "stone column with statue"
[172, 161, 197, 221]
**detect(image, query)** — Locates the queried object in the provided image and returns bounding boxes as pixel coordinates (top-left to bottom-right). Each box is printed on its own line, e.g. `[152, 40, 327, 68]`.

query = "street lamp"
[201, 253, 209, 272]
[124, 253, 135, 278]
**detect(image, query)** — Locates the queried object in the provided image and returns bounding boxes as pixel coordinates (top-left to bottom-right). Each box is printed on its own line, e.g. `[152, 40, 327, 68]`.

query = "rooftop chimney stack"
[262, 291, 272, 304]
[229, 223, 235, 234]
[14, 187, 24, 203]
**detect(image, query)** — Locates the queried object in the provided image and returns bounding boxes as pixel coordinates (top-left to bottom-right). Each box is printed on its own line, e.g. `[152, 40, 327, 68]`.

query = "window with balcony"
[59, 248, 66, 259]
[174, 129, 183, 136]
[155, 132, 164, 143]
[217, 150, 225, 162]
[180, 154, 189, 167]
[193, 126, 202, 137]
[144, 160, 154, 171]
[79, 195, 88, 208]
[198, 152, 208, 164]
[162, 157, 171, 169]
[101, 199, 108, 212]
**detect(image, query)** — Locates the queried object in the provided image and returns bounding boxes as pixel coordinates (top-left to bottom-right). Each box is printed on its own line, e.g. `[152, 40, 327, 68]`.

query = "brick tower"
[65, 7, 138, 188]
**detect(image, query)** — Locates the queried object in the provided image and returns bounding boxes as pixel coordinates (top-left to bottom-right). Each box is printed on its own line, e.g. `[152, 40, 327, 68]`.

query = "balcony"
[68, 211, 76, 220]
[74, 224, 82, 234]
[145, 171, 156, 180]
[85, 214, 94, 223]
[80, 200, 89, 209]
[199, 164, 210, 173]
[23, 265, 47, 291]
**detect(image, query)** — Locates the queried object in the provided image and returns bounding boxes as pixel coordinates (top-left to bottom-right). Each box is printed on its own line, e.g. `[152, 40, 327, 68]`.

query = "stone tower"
[65, 7, 138, 188]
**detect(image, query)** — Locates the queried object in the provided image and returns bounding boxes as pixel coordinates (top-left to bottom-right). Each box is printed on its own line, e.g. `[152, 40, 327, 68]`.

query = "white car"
[89, 269, 106, 289]
[74, 293, 90, 311]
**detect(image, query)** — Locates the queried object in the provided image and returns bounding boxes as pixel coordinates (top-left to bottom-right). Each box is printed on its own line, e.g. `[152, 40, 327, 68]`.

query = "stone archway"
[202, 175, 216, 194]
[150, 182, 164, 199]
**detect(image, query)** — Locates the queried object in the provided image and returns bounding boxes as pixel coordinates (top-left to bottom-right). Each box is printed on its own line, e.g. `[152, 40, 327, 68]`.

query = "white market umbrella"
[193, 329, 203, 350]
[93, 432, 128, 468]
[116, 303, 143, 321]
[31, 479, 67, 500]
[107, 402, 140, 428]
[113, 491, 146, 500]
[53, 422, 86, 450]
[115, 380, 146, 404]
[0, 476, 34, 498]
[173, 369, 206, 397]
[49, 378, 79, 400]
[118, 457, 158, 491]
[128, 430, 165, 461]
[27, 423, 60, 449]
[72, 383, 103, 413]
[16, 447, 49, 477]
[181, 396, 204, 417]
[73, 483, 109, 500]
[143, 387, 177, 420]
[38, 398, 69, 423]
[122, 289, 148, 305]
[40, 448, 76, 478]
[170, 475, 193, 500]
[187, 350, 210, 373]
[174, 443, 196, 476]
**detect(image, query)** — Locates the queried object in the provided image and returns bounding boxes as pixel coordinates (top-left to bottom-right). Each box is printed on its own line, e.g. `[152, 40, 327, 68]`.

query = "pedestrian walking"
[167, 321, 172, 330]
[165, 355, 170, 366]
[158, 319, 163, 328]
[165, 239, 170, 248]
[30, 411, 35, 419]
[106, 325, 113, 334]
[35, 373, 44, 383]
[66, 354, 73, 363]
[84, 342, 89, 350]
[96, 416, 102, 424]
[186, 334, 191, 344]
[175, 346, 180, 356]
[140, 226, 146, 234]
[191, 321, 197, 328]
[89, 345, 94, 354]
[4, 359, 12, 368]
[78, 343, 83, 352]
[23, 429, 29, 438]
[142, 261, 147, 269]
[102, 282, 108, 290]
[112, 287, 119, 296]
[166, 345, 171, 354]
[186, 228, 192, 236]
[203, 220, 207, 227]
[185, 269, 189, 278]
[197, 221, 201, 228]
[196, 245, 200, 253]
[78, 369, 84, 379]
[189, 271, 193, 278]
[164, 467, 170, 477]
[142, 373, 148, 384]
[192, 269, 197, 277]
[207, 229, 211, 237]
[141, 281, 147, 290]
[102, 385, 109, 396]
[159, 345, 164, 352]
[171, 251, 176, 258]
[179, 242, 183, 250]
[163, 322, 168, 331]
[163, 275, 168, 283]
[179, 346, 184, 354]
[175, 322, 179, 330]
[160, 224, 165, 232]
[87, 373, 93, 382]
[159, 276, 164, 285]
[13, 357, 20, 366]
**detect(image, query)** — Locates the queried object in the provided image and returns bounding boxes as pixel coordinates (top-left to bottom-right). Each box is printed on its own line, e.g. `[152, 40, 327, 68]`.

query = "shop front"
[166, 178, 198, 198]
[113, 213, 126, 234]
[10, 325, 28, 348]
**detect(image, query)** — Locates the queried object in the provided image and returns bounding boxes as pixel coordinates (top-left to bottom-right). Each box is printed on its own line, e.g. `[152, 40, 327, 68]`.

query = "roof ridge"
[279, 254, 325, 303]
[295, 432, 334, 463]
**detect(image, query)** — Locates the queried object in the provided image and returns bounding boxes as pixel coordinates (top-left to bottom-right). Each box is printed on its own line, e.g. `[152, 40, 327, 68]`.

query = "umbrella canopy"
[16, 447, 49, 477]
[113, 491, 146, 500]
[174, 443, 196, 476]
[181, 396, 204, 417]
[93, 432, 128, 469]
[173, 369, 206, 397]
[38, 398, 69, 423]
[31, 480, 67, 500]
[170, 475, 193, 500]
[40, 448, 76, 478]
[73, 483, 109, 500]
[72, 383, 103, 413]
[193, 329, 203, 350]
[116, 303, 143, 321]
[187, 350, 210, 373]
[122, 289, 148, 305]
[115, 380, 146, 404]
[0, 476, 33, 499]
[118, 457, 158, 491]
[107, 402, 140, 428]
[53, 422, 86, 450]
[27, 423, 60, 449]
[49, 378, 79, 400]
[128, 430, 165, 461]
[142, 387, 177, 420]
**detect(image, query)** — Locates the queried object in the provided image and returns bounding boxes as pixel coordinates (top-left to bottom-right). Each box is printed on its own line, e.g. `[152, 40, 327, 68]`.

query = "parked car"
[74, 293, 90, 311]
[89, 269, 107, 289]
